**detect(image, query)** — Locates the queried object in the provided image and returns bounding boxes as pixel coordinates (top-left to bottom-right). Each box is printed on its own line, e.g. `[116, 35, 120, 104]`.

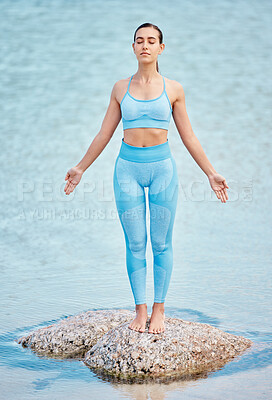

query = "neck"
[134, 64, 160, 83]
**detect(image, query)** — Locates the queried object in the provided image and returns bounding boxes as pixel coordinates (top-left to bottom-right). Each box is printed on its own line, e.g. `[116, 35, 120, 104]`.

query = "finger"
[219, 191, 224, 202]
[217, 190, 224, 203]
[221, 190, 227, 202]
[222, 189, 228, 202]
[67, 179, 75, 187]
[64, 184, 69, 194]
[65, 180, 73, 190]
[223, 180, 229, 189]
[68, 182, 76, 194]
[64, 181, 70, 192]
[222, 192, 227, 202]
[68, 182, 74, 194]
[65, 182, 72, 194]
[219, 189, 225, 202]
[223, 188, 228, 200]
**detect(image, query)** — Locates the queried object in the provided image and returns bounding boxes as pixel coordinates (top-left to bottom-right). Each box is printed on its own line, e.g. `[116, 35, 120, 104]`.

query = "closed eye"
[136, 41, 156, 44]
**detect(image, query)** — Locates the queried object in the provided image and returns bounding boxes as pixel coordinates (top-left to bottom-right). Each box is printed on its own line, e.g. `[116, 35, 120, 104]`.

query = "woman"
[64, 22, 229, 335]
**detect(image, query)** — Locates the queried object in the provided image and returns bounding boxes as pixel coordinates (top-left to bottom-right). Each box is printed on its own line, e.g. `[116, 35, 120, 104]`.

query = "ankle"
[135, 303, 147, 312]
[152, 302, 165, 314]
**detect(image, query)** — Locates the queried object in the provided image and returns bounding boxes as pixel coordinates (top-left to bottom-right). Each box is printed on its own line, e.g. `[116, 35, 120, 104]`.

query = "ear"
[158, 43, 165, 55]
[132, 43, 135, 53]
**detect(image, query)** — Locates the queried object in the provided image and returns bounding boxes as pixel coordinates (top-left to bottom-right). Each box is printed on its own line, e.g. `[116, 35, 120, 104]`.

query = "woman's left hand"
[208, 173, 229, 203]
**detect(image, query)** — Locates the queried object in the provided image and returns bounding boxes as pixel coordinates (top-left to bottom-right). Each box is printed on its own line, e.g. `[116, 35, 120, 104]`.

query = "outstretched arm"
[76, 82, 121, 172]
[172, 81, 229, 203]
[64, 82, 121, 195]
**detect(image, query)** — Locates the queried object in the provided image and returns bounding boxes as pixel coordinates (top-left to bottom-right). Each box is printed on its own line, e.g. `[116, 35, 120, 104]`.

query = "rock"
[83, 314, 253, 382]
[17, 309, 135, 358]
[17, 309, 253, 382]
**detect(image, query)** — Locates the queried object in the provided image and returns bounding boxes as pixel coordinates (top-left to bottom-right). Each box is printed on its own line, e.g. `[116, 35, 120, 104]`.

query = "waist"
[118, 138, 172, 163]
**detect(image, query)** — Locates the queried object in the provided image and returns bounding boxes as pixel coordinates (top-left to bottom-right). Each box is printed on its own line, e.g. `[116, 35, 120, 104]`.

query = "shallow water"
[0, 0, 271, 399]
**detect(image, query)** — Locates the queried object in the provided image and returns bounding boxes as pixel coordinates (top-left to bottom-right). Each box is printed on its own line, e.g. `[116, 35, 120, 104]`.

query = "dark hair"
[133, 23, 163, 73]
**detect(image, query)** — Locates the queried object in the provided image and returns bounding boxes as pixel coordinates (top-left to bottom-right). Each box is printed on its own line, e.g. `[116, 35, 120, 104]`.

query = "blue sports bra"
[120, 74, 172, 131]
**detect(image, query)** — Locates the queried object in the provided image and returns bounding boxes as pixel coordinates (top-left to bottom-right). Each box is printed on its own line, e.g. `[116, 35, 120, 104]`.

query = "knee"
[128, 237, 147, 257]
[151, 239, 172, 256]
[151, 239, 164, 254]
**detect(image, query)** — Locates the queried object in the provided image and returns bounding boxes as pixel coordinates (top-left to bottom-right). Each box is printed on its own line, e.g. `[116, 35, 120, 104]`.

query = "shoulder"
[112, 78, 129, 90]
[111, 77, 131, 104]
[165, 77, 185, 96]
[163, 77, 185, 106]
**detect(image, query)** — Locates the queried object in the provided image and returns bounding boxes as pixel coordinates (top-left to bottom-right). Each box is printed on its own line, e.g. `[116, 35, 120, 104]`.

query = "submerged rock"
[17, 309, 253, 381]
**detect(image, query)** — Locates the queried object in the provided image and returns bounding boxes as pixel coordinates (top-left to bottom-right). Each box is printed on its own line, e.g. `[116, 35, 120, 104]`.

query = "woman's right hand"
[64, 166, 84, 195]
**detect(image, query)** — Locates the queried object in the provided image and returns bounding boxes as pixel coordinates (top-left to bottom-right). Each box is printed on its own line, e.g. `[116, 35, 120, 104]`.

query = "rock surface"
[17, 309, 135, 358]
[84, 314, 253, 382]
[17, 309, 253, 382]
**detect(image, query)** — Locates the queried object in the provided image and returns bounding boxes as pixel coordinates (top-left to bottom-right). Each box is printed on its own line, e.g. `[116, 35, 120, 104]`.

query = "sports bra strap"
[127, 75, 134, 92]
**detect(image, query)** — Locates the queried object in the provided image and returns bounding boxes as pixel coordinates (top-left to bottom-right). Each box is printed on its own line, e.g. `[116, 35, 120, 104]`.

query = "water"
[0, 0, 271, 398]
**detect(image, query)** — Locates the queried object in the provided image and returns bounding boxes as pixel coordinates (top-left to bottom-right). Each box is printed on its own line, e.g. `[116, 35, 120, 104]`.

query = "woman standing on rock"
[64, 22, 229, 335]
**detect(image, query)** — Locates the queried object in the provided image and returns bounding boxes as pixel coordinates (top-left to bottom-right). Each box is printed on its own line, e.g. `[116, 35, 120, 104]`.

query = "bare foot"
[148, 303, 165, 334]
[128, 304, 148, 333]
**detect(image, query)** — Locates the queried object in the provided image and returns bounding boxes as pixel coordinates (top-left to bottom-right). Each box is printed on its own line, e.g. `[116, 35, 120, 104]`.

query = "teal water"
[0, 0, 271, 399]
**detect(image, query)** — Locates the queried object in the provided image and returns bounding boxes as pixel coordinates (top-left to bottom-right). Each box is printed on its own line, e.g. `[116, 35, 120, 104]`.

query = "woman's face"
[132, 27, 164, 66]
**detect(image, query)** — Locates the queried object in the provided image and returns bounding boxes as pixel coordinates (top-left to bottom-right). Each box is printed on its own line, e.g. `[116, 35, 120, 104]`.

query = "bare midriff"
[123, 128, 168, 147]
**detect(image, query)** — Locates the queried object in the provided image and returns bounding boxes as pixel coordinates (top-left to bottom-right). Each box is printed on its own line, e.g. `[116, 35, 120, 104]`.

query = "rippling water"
[1, 0, 271, 399]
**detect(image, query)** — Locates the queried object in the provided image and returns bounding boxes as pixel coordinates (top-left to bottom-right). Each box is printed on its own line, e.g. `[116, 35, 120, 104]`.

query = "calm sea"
[0, 0, 271, 398]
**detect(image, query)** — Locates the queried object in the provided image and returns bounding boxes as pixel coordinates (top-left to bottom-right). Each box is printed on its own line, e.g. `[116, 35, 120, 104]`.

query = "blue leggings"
[113, 138, 179, 305]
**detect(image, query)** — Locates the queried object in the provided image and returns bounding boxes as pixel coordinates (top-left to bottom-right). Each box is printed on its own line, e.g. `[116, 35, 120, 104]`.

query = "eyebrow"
[135, 36, 157, 40]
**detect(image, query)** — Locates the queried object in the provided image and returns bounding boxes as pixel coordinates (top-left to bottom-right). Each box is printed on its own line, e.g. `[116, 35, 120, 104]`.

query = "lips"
[141, 52, 150, 55]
